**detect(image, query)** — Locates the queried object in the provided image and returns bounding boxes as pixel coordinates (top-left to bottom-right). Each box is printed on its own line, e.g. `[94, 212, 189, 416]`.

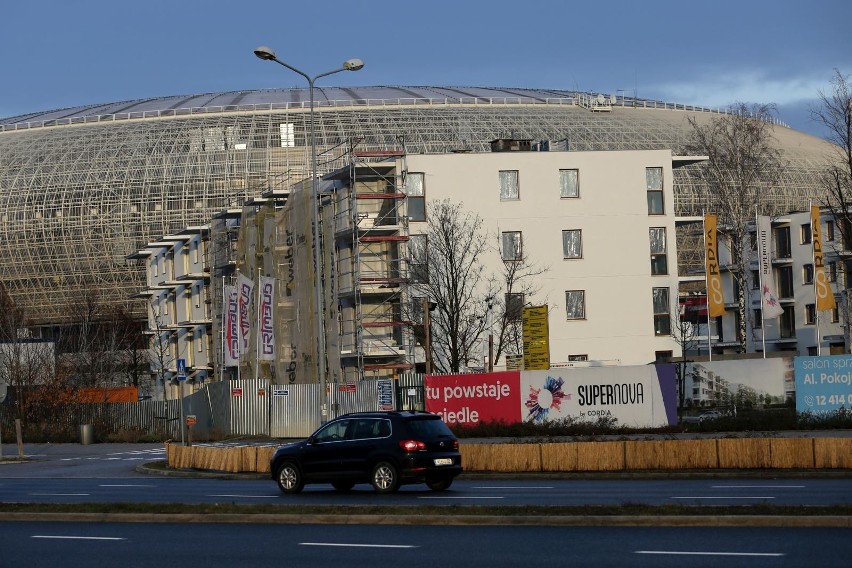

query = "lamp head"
[253, 46, 277, 61]
[343, 58, 364, 71]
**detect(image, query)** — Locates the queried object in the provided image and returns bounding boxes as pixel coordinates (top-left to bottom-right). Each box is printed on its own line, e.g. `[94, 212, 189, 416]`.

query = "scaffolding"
[330, 148, 412, 382]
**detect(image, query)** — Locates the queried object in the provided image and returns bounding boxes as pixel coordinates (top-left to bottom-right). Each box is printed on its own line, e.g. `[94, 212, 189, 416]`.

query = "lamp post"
[254, 46, 363, 422]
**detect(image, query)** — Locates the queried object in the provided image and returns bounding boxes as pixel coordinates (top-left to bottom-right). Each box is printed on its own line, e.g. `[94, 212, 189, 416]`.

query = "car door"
[300, 419, 350, 480]
[341, 418, 390, 478]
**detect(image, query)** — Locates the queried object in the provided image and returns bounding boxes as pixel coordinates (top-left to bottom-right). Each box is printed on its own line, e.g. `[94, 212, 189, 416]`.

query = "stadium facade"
[0, 87, 836, 356]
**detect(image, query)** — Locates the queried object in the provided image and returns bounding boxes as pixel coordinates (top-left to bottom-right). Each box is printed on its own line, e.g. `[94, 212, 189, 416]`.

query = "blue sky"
[1, 0, 849, 138]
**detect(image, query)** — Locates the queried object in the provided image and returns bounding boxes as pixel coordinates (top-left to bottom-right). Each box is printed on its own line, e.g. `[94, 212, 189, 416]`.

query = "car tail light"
[400, 439, 426, 452]
[452, 439, 459, 450]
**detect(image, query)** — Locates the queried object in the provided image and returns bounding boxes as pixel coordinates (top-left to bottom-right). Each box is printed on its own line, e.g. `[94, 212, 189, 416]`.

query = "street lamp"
[254, 46, 364, 422]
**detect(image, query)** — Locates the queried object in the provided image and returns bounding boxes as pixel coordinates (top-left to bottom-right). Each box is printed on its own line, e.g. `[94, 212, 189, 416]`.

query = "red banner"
[425, 371, 521, 426]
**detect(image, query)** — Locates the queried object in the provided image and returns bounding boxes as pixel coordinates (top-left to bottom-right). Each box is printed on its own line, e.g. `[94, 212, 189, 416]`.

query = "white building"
[405, 144, 692, 366]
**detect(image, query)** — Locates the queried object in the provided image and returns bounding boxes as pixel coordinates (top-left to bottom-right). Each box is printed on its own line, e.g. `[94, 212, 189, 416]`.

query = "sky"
[0, 0, 849, 139]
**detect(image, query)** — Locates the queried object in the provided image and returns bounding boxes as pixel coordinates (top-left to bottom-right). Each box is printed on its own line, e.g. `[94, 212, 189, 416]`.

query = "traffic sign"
[176, 358, 187, 381]
[186, 415, 197, 426]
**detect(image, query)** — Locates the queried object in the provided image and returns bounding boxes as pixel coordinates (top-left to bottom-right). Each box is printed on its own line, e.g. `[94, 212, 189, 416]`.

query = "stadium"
[0, 86, 836, 331]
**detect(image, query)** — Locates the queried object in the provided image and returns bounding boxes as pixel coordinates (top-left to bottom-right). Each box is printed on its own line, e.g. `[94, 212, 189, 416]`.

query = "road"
[1, 522, 849, 568]
[1, 443, 851, 507]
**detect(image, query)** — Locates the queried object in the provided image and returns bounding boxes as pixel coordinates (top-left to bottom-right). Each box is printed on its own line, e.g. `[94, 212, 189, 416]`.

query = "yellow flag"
[704, 215, 725, 317]
[812, 206, 836, 311]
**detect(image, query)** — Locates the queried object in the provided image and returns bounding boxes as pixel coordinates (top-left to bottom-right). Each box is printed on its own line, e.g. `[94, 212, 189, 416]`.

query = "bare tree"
[814, 70, 852, 351]
[688, 103, 783, 352]
[670, 303, 702, 414]
[410, 200, 491, 373]
[490, 238, 549, 366]
[148, 301, 174, 401]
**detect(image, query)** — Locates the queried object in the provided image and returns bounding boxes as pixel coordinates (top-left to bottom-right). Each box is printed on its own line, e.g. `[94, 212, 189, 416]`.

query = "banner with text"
[795, 355, 852, 415]
[425, 366, 677, 428]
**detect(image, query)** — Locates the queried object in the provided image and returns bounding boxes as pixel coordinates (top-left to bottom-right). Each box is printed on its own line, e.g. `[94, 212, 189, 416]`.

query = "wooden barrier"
[165, 438, 852, 474]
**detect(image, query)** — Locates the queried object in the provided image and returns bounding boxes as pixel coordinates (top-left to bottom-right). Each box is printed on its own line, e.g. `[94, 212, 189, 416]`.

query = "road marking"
[33, 535, 125, 541]
[417, 496, 504, 500]
[671, 496, 776, 500]
[300, 543, 417, 549]
[711, 485, 805, 489]
[29, 493, 91, 496]
[99, 484, 155, 487]
[473, 486, 554, 490]
[636, 550, 784, 557]
[208, 494, 279, 499]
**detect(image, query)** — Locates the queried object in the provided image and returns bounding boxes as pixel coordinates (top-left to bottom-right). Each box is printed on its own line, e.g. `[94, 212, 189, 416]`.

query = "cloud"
[652, 70, 836, 109]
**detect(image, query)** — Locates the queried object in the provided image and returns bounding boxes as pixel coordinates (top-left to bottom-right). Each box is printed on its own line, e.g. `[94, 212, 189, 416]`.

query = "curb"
[1, 511, 849, 528]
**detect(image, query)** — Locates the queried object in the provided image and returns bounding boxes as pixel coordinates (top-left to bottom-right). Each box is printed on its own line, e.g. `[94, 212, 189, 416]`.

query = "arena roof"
[1, 86, 731, 131]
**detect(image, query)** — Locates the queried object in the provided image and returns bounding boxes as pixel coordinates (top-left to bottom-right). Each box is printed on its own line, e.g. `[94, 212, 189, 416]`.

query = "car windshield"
[406, 417, 454, 438]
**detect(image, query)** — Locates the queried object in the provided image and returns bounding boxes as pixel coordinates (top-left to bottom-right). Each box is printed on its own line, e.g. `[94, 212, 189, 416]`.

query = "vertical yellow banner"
[704, 214, 725, 317]
[812, 206, 836, 311]
[522, 305, 550, 371]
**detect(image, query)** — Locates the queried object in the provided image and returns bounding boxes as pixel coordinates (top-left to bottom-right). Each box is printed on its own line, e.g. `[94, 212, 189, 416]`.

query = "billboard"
[425, 365, 677, 428]
[795, 355, 852, 415]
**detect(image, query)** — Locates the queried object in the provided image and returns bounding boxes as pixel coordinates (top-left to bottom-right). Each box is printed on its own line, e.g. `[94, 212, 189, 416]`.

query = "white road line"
[300, 543, 417, 549]
[473, 486, 554, 490]
[711, 485, 805, 489]
[671, 496, 776, 500]
[207, 494, 279, 499]
[33, 536, 125, 541]
[99, 484, 155, 487]
[29, 493, 91, 496]
[636, 550, 784, 557]
[417, 496, 504, 500]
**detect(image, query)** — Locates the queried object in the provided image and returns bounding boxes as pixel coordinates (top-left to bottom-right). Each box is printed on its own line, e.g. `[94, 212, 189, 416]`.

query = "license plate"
[434, 458, 453, 466]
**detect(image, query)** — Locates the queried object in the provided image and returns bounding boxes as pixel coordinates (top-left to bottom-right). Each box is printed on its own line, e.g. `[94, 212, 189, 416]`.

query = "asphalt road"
[1, 522, 849, 568]
[2, 443, 852, 509]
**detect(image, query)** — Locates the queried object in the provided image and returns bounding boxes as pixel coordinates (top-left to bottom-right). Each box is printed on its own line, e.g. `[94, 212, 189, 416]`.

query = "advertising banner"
[425, 371, 521, 426]
[258, 276, 276, 361]
[425, 366, 677, 428]
[811, 206, 836, 312]
[704, 214, 725, 317]
[224, 285, 240, 367]
[522, 305, 549, 370]
[237, 273, 255, 355]
[756, 215, 784, 318]
[795, 355, 852, 414]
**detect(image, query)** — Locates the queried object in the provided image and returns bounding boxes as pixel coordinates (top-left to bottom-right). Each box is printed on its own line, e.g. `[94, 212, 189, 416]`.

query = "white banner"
[756, 216, 784, 318]
[237, 273, 255, 355]
[258, 276, 276, 361]
[224, 285, 240, 367]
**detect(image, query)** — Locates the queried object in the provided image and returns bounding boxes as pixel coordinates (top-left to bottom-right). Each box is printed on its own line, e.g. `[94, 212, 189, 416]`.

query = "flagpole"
[702, 211, 713, 361]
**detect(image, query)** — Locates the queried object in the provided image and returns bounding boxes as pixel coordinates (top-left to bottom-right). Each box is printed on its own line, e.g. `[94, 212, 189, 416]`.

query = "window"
[404, 172, 426, 222]
[192, 240, 200, 264]
[646, 167, 664, 215]
[827, 261, 838, 282]
[826, 220, 835, 241]
[655, 351, 673, 363]
[499, 170, 519, 200]
[831, 305, 840, 323]
[801, 223, 812, 244]
[565, 290, 585, 320]
[568, 354, 588, 361]
[778, 266, 794, 298]
[780, 306, 796, 338]
[652, 287, 671, 335]
[776, 226, 792, 259]
[751, 269, 760, 289]
[649, 227, 668, 275]
[803, 263, 814, 285]
[197, 329, 203, 352]
[805, 303, 816, 325]
[313, 420, 349, 443]
[408, 234, 428, 283]
[194, 284, 202, 308]
[559, 169, 579, 198]
[753, 308, 763, 329]
[501, 231, 523, 261]
[562, 229, 582, 259]
[506, 293, 524, 322]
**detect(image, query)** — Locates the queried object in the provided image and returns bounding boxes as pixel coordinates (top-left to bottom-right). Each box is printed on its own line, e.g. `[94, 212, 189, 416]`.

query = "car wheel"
[370, 461, 400, 493]
[331, 481, 355, 492]
[275, 461, 304, 494]
[426, 477, 453, 491]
